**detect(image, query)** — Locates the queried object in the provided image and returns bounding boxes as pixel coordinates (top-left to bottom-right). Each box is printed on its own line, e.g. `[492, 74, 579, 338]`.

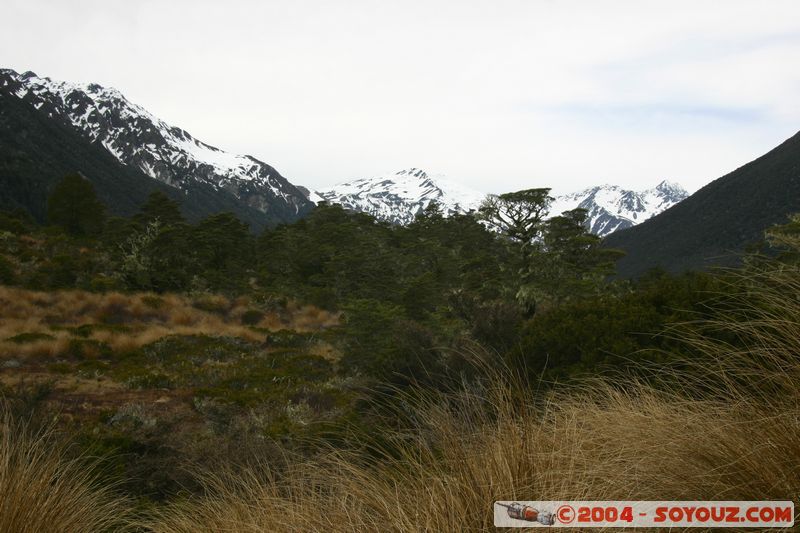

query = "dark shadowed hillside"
[0, 70, 317, 229]
[0, 87, 279, 229]
[605, 130, 800, 278]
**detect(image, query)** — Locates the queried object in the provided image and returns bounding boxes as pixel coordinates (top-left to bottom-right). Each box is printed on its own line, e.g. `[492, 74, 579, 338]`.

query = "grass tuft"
[0, 407, 135, 532]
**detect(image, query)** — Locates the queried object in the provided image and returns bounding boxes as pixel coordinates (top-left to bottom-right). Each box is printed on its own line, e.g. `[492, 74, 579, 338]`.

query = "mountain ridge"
[0, 68, 313, 226]
[313, 168, 485, 225]
[604, 129, 800, 277]
[550, 180, 688, 235]
[0, 78, 278, 228]
[314, 169, 687, 236]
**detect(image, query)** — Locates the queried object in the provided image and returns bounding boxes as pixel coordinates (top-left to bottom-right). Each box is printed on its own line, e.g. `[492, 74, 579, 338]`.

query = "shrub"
[46, 173, 106, 236]
[240, 309, 265, 326]
[6, 332, 54, 344]
[0, 255, 14, 284]
[263, 330, 310, 348]
[89, 274, 123, 292]
[141, 295, 165, 309]
[0, 211, 29, 234]
[191, 294, 231, 315]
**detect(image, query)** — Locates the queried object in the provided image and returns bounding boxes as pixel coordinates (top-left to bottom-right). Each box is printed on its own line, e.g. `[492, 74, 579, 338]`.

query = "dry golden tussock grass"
[146, 380, 798, 532]
[148, 263, 800, 532]
[0, 408, 135, 532]
[0, 287, 339, 362]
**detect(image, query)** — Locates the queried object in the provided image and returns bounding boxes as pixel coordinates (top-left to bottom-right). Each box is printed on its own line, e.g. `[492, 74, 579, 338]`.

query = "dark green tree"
[46, 174, 106, 236]
[135, 190, 185, 227]
[401, 206, 510, 318]
[478, 188, 553, 263]
[511, 270, 724, 381]
[118, 219, 193, 292]
[191, 212, 253, 291]
[258, 203, 400, 307]
[339, 299, 440, 385]
[477, 188, 553, 313]
[521, 208, 624, 308]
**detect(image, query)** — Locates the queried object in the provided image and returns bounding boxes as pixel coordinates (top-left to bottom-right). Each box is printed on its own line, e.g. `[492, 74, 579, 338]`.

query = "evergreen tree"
[135, 190, 185, 227]
[477, 188, 552, 262]
[521, 208, 624, 308]
[118, 218, 193, 292]
[477, 188, 553, 313]
[258, 203, 400, 307]
[46, 173, 106, 236]
[192, 212, 253, 290]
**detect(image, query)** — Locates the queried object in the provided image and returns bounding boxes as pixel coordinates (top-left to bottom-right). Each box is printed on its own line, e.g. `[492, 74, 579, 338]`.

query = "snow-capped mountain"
[314, 169, 687, 236]
[314, 168, 485, 225]
[0, 68, 313, 223]
[549, 181, 688, 236]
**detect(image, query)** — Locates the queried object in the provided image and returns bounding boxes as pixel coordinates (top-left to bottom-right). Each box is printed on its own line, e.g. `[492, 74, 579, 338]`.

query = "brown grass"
[148, 264, 800, 532]
[146, 384, 798, 532]
[0, 407, 135, 532]
[0, 287, 340, 363]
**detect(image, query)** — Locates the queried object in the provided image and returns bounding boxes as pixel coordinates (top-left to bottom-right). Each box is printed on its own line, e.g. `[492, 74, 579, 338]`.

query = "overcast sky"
[3, 0, 800, 194]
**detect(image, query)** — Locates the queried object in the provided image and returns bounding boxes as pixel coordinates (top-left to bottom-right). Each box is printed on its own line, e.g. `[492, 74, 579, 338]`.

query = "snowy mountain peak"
[396, 168, 428, 179]
[550, 182, 688, 236]
[315, 169, 687, 236]
[314, 168, 485, 225]
[0, 68, 313, 223]
[652, 180, 687, 196]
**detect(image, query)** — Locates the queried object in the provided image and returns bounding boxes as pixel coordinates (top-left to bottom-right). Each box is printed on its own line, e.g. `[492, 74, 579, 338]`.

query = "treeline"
[3, 173, 790, 385]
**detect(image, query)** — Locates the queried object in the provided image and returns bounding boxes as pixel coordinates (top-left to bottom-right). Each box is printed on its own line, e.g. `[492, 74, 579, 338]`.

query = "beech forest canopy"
[0, 173, 786, 384]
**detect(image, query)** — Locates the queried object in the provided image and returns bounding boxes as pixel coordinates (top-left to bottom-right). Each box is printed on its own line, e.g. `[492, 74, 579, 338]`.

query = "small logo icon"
[496, 502, 555, 525]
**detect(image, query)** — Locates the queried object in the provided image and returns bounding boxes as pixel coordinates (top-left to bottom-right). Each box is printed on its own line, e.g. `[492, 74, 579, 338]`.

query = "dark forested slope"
[605, 130, 800, 277]
[0, 78, 302, 229]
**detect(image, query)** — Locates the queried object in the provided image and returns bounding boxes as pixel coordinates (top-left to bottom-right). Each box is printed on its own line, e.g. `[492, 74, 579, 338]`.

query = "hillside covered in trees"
[2, 174, 708, 380]
[605, 129, 800, 277]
